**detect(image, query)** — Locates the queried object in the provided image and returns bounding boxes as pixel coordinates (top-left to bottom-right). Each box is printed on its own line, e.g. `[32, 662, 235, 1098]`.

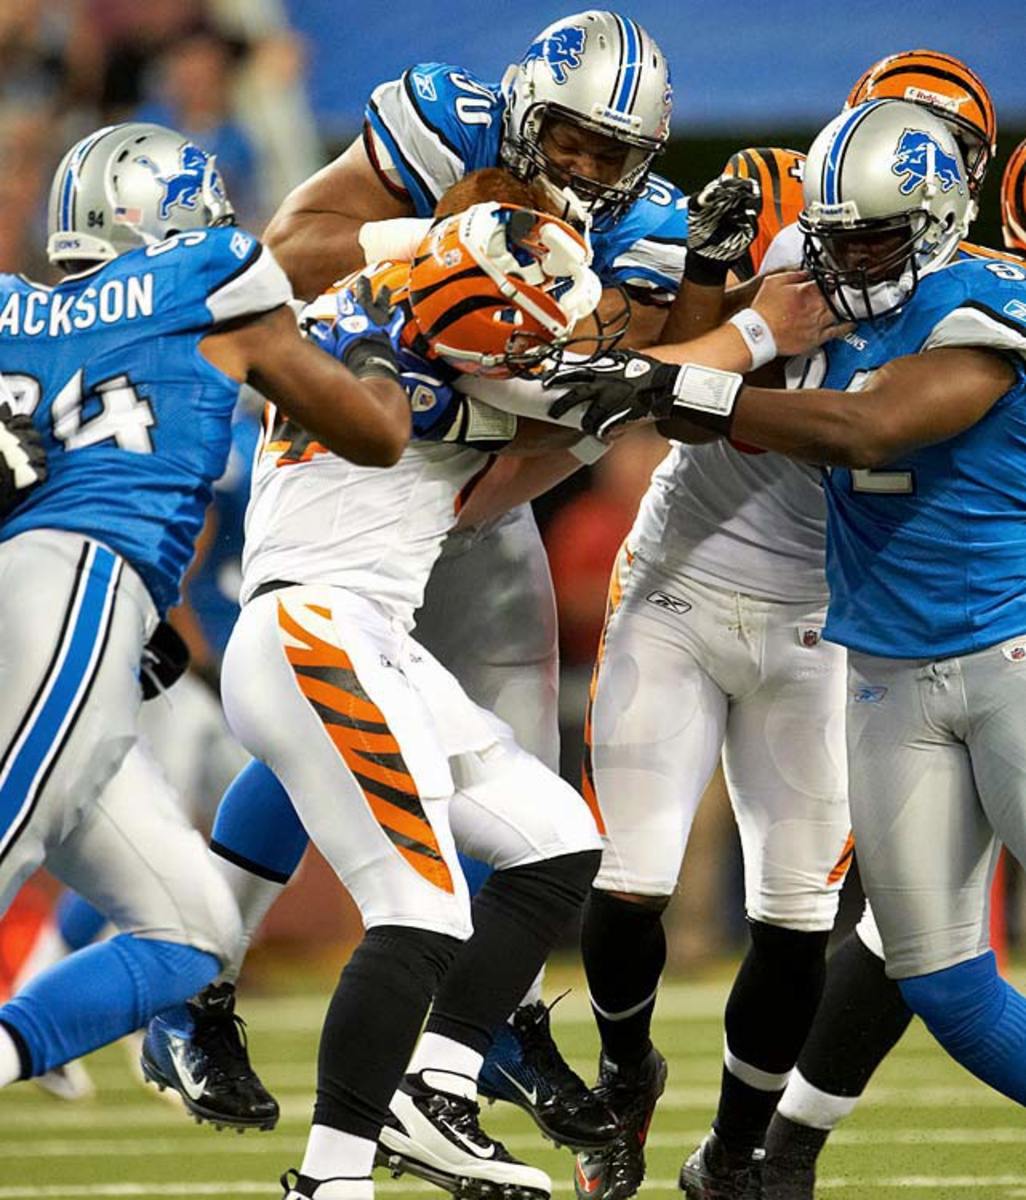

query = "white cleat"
[33, 1059, 96, 1102]
[377, 1070, 551, 1199]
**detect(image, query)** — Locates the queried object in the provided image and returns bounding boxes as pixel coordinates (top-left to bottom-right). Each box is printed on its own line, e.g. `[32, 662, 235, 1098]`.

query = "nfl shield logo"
[799, 627, 821, 647]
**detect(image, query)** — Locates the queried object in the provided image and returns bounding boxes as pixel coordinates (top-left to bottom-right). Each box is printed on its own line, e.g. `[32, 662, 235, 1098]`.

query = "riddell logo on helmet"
[903, 86, 963, 113]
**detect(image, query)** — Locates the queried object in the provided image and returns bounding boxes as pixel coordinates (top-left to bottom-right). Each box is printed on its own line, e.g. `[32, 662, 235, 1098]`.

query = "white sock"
[407, 1032, 484, 1088]
[0, 1026, 24, 1087]
[777, 1067, 859, 1131]
[299, 1123, 376, 1181]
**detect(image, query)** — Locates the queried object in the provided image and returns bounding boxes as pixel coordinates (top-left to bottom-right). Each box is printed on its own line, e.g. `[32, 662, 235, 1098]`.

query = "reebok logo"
[646, 590, 692, 615]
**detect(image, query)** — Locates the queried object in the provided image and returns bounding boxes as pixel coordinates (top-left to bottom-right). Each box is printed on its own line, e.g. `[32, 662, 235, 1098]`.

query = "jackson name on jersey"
[0, 226, 291, 614]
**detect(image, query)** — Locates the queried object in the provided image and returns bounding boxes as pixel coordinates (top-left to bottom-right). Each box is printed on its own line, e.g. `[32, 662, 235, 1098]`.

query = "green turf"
[8, 961, 1026, 1198]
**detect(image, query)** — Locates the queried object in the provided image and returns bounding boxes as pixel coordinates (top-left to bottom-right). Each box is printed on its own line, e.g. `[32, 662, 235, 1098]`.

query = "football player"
[0, 122, 409, 1098]
[551, 96, 1026, 1193]
[150, 9, 700, 1153]
[528, 48, 999, 1200]
[158, 199, 608, 1200]
[1002, 138, 1026, 253]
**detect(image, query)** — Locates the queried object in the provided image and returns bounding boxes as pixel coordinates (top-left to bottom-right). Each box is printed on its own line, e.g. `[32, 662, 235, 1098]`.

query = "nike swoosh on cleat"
[443, 1124, 496, 1160]
[495, 1065, 538, 1107]
[167, 1037, 208, 1101]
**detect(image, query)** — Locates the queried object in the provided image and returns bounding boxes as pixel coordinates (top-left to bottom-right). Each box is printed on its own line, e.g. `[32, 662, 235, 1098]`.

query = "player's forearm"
[646, 322, 754, 373]
[658, 279, 729, 344]
[263, 209, 367, 301]
[454, 449, 583, 529]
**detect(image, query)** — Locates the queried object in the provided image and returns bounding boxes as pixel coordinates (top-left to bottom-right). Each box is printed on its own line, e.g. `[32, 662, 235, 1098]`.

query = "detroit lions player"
[0, 121, 409, 1097]
[173, 9, 691, 1149]
[553, 97, 1026, 1180]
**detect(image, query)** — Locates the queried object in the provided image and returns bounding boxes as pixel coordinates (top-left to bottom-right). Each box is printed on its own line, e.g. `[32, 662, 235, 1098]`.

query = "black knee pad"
[474, 849, 601, 935]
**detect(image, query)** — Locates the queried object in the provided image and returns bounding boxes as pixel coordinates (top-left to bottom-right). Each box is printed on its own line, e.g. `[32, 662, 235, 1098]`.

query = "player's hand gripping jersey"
[796, 257, 1026, 658]
[365, 61, 687, 301]
[0, 227, 290, 613]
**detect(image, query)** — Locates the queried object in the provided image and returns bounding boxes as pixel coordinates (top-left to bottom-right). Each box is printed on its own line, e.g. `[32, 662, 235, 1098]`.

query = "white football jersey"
[628, 218, 827, 601]
[628, 440, 828, 602]
[241, 415, 487, 629]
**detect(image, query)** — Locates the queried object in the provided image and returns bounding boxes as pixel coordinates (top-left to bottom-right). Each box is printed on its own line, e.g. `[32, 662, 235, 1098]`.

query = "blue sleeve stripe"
[400, 70, 464, 165]
[365, 100, 437, 214]
[0, 541, 122, 867]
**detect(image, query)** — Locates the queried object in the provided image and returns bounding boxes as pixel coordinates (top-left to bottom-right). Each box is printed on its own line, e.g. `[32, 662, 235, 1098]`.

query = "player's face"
[824, 227, 910, 284]
[539, 119, 629, 188]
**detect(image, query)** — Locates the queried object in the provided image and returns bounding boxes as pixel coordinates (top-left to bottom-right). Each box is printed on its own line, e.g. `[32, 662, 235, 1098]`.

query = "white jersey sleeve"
[205, 239, 293, 325]
[923, 306, 1026, 362]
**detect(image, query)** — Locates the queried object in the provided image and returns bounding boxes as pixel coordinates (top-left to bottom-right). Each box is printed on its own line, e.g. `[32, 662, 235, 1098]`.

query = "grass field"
[8, 960, 1026, 1199]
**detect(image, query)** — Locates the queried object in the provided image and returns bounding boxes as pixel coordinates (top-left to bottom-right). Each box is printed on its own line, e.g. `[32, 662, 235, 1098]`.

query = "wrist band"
[728, 307, 778, 371]
[667, 363, 744, 434]
[345, 336, 400, 382]
[358, 217, 434, 265]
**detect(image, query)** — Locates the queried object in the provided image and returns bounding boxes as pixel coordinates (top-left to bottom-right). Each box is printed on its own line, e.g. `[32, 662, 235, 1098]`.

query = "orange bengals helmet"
[405, 202, 601, 377]
[722, 147, 805, 280]
[1001, 139, 1026, 253]
[846, 49, 996, 199]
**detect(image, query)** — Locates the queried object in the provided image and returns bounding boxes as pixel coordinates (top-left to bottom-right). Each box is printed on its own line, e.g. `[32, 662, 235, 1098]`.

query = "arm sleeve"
[923, 302, 1026, 366]
[200, 229, 293, 326]
[607, 235, 686, 303]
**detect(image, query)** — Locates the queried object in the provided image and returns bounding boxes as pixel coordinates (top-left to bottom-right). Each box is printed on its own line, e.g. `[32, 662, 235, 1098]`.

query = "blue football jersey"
[365, 63, 687, 300]
[803, 256, 1026, 658]
[0, 227, 291, 614]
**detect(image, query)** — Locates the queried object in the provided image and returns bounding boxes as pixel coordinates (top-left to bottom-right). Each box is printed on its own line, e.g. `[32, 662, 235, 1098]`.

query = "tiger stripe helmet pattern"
[722, 147, 806, 280]
[846, 49, 996, 199]
[406, 201, 601, 377]
[1001, 138, 1026, 253]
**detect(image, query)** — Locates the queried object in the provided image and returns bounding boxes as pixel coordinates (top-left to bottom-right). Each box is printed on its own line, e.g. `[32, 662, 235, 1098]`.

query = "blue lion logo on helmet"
[891, 129, 964, 197]
[524, 26, 586, 85]
[136, 144, 221, 220]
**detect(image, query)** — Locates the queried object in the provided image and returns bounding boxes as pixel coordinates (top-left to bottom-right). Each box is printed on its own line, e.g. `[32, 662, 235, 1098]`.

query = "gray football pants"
[847, 635, 1026, 978]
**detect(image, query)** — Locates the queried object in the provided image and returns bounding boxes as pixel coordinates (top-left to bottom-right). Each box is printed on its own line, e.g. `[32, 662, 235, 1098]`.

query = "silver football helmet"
[800, 99, 971, 321]
[501, 10, 672, 225]
[47, 123, 235, 269]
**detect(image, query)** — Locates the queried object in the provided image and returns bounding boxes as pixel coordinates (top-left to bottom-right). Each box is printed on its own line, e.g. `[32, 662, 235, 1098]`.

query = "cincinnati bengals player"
[209, 195, 606, 1200]
[1002, 138, 1026, 253]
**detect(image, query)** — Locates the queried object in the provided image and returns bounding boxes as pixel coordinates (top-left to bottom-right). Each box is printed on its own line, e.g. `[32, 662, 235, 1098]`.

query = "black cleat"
[572, 1047, 667, 1200]
[679, 1131, 764, 1200]
[478, 998, 618, 1151]
[140, 982, 279, 1132]
[378, 1069, 551, 1199]
[761, 1159, 815, 1200]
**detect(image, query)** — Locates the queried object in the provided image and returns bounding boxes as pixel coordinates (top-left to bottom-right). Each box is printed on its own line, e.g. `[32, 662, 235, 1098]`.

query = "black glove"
[545, 352, 682, 437]
[0, 401, 47, 519]
[309, 274, 403, 382]
[684, 176, 761, 286]
[140, 620, 191, 701]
